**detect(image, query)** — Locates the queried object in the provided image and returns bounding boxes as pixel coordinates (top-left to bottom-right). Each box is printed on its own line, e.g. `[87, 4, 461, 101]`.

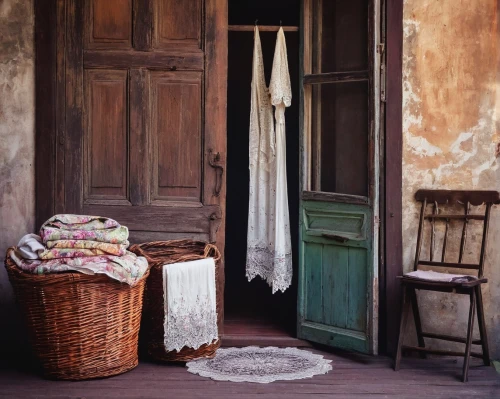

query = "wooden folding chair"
[394, 190, 499, 382]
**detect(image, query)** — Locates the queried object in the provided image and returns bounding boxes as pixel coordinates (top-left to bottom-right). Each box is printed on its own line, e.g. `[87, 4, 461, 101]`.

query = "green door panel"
[298, 199, 373, 353]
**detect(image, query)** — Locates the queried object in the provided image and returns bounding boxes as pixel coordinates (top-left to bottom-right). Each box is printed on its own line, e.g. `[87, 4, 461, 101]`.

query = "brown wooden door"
[49, 0, 227, 322]
[58, 0, 227, 247]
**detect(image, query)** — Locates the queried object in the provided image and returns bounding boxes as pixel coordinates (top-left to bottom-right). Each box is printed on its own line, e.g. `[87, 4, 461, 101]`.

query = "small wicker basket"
[129, 240, 222, 362]
[4, 249, 149, 380]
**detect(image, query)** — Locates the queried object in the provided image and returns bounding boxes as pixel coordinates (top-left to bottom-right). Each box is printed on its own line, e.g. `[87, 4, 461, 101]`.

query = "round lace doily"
[186, 346, 332, 383]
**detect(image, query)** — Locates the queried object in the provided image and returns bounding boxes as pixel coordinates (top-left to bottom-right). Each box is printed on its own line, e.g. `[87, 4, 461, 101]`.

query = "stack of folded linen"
[9, 214, 148, 286]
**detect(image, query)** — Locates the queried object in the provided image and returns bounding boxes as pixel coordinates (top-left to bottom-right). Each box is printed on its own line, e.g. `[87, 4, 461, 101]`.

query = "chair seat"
[399, 270, 487, 288]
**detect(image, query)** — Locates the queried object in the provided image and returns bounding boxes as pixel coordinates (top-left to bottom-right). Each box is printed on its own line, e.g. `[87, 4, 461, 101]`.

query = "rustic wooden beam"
[303, 71, 369, 85]
[228, 25, 299, 32]
[385, 0, 404, 356]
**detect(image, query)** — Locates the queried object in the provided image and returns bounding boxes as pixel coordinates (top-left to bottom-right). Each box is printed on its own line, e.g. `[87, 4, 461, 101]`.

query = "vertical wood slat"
[385, 0, 404, 355]
[322, 245, 348, 328]
[204, 0, 228, 334]
[35, 0, 57, 228]
[301, 0, 313, 192]
[65, 0, 84, 213]
[347, 248, 368, 332]
[55, 0, 67, 215]
[458, 201, 470, 263]
[129, 68, 149, 205]
[305, 243, 323, 323]
[430, 202, 437, 262]
[133, 0, 152, 51]
[413, 198, 427, 271]
[441, 218, 449, 263]
[478, 203, 492, 277]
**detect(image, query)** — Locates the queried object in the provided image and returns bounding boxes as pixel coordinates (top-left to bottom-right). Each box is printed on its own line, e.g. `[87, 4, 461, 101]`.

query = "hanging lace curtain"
[246, 27, 292, 294]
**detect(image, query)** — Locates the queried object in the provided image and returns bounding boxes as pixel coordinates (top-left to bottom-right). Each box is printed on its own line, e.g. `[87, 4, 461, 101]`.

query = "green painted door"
[297, 0, 381, 354]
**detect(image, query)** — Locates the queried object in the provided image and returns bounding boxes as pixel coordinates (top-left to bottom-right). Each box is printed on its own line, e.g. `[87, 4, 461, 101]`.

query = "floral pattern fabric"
[45, 240, 128, 256]
[40, 214, 129, 245]
[10, 249, 148, 286]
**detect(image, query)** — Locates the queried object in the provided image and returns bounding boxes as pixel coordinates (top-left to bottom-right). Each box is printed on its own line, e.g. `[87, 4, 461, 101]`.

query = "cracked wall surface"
[403, 0, 500, 358]
[0, 0, 35, 352]
[0, 0, 499, 360]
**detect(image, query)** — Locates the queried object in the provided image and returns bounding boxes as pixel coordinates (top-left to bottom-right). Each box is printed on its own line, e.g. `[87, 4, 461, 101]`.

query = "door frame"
[383, 0, 403, 355]
[34, 0, 403, 354]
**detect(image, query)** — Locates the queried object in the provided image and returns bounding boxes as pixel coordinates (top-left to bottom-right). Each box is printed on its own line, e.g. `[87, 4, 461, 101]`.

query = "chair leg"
[475, 285, 490, 366]
[409, 287, 426, 359]
[462, 290, 476, 383]
[394, 286, 410, 371]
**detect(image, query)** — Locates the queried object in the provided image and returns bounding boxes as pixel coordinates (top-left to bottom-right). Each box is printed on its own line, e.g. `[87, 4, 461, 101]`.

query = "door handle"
[322, 233, 349, 243]
[208, 149, 224, 197]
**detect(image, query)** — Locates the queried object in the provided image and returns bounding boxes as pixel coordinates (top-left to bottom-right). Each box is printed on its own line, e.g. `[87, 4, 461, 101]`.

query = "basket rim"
[5, 248, 150, 285]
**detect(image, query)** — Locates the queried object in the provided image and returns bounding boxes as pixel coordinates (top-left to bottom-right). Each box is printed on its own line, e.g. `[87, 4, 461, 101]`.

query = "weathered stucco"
[403, 0, 500, 358]
[0, 0, 35, 351]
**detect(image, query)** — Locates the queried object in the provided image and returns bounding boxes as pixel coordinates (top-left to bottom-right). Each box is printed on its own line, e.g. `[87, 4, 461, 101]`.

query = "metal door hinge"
[379, 43, 387, 103]
[380, 64, 387, 103]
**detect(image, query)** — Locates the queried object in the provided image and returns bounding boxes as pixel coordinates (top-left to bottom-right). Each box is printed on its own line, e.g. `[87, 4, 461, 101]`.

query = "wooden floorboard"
[0, 349, 498, 398]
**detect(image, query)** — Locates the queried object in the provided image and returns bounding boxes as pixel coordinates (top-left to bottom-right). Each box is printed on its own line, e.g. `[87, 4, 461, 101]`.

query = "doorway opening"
[223, 0, 302, 345]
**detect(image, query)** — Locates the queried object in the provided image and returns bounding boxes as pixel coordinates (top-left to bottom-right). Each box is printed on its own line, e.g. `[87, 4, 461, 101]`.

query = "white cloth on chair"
[163, 258, 218, 352]
[405, 270, 477, 283]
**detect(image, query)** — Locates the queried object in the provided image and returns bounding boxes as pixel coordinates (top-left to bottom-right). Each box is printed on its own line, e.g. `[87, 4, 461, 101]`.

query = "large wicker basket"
[129, 240, 222, 362]
[5, 249, 149, 380]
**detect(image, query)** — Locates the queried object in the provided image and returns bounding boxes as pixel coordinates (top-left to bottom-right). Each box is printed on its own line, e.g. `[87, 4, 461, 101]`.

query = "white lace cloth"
[186, 346, 332, 383]
[246, 26, 293, 294]
[163, 258, 218, 352]
[405, 270, 477, 283]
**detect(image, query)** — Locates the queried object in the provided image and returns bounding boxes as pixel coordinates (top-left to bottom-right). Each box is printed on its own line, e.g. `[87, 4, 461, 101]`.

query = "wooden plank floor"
[223, 314, 311, 347]
[0, 350, 498, 398]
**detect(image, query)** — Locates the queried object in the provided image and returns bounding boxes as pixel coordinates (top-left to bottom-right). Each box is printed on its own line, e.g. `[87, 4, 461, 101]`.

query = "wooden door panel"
[150, 71, 202, 204]
[154, 0, 202, 50]
[315, 81, 369, 196]
[86, 0, 133, 49]
[57, 0, 227, 332]
[298, 0, 379, 353]
[84, 69, 129, 204]
[315, 0, 369, 73]
[299, 200, 372, 353]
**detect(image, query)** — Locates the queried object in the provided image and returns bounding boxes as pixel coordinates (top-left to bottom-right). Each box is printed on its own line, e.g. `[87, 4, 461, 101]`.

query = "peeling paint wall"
[403, 0, 500, 358]
[0, 0, 35, 353]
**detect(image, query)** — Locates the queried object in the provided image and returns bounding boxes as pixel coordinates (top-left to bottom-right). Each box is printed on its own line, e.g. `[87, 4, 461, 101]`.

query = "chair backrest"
[413, 190, 500, 278]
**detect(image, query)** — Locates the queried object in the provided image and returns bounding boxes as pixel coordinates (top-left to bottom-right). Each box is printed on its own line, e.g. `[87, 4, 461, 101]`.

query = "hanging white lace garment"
[246, 27, 292, 294]
[268, 27, 293, 293]
[163, 258, 218, 352]
[246, 27, 279, 291]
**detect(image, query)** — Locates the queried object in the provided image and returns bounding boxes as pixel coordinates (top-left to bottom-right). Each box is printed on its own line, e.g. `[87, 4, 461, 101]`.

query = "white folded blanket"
[163, 258, 218, 352]
[17, 234, 45, 260]
[405, 270, 477, 283]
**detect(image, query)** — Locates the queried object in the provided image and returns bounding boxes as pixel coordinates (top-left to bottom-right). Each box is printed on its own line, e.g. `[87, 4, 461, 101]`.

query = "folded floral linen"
[40, 214, 129, 245]
[40, 247, 118, 260]
[163, 258, 218, 352]
[45, 239, 128, 255]
[9, 249, 148, 286]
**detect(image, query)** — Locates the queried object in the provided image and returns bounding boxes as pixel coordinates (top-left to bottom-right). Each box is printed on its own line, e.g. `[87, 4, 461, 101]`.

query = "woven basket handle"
[129, 240, 222, 264]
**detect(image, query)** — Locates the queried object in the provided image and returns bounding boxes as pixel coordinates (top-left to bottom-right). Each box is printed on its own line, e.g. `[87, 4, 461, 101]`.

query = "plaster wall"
[1, 0, 499, 361]
[0, 0, 35, 350]
[403, 0, 500, 358]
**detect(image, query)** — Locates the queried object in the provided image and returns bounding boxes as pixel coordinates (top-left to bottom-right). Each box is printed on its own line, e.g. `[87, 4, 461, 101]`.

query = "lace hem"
[186, 346, 332, 384]
[164, 294, 218, 352]
[246, 246, 292, 294]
